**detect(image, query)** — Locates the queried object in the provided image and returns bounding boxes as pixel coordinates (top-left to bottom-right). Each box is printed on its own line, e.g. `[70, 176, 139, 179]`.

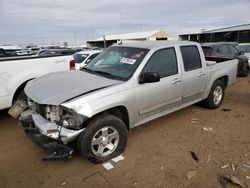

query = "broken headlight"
[44, 105, 87, 130]
[60, 107, 87, 129]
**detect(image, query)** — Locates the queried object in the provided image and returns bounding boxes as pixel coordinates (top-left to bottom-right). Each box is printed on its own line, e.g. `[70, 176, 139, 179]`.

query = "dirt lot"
[0, 76, 250, 188]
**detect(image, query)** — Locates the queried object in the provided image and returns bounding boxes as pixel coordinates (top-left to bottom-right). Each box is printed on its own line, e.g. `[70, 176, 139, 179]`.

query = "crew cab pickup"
[0, 54, 76, 110]
[13, 41, 237, 163]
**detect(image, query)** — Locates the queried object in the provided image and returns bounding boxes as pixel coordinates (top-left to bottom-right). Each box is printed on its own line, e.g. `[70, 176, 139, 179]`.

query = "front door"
[134, 47, 182, 125]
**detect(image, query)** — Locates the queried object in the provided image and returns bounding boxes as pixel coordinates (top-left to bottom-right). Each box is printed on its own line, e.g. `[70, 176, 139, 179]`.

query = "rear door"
[180, 45, 208, 106]
[134, 47, 182, 124]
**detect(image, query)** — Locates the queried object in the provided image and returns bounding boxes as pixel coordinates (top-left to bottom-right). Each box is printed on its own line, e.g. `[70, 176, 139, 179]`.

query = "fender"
[6, 68, 50, 105]
[203, 59, 237, 99]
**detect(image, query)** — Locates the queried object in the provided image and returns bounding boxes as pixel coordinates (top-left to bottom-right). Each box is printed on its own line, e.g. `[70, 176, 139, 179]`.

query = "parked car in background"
[16, 47, 41, 56]
[0, 48, 17, 57]
[35, 48, 80, 57]
[73, 49, 103, 69]
[0, 54, 77, 110]
[236, 43, 250, 68]
[12, 41, 237, 163]
[202, 42, 249, 77]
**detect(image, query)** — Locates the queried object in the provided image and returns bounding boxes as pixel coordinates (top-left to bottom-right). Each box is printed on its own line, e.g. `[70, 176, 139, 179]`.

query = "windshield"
[83, 46, 149, 80]
[237, 45, 250, 53]
[73, 53, 89, 63]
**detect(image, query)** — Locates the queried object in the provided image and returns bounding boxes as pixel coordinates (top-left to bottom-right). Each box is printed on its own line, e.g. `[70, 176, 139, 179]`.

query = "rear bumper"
[19, 111, 85, 145]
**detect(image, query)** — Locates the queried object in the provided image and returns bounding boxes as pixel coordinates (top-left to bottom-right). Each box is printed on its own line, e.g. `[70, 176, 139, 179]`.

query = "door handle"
[172, 78, 181, 84]
[198, 72, 206, 77]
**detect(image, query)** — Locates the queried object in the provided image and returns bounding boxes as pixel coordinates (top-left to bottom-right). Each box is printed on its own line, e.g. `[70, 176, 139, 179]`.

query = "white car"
[73, 49, 102, 69]
[237, 43, 250, 67]
[0, 55, 75, 110]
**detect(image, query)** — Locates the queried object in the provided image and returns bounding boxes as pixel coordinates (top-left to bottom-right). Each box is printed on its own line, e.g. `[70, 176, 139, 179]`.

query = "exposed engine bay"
[9, 98, 88, 161]
[26, 98, 86, 130]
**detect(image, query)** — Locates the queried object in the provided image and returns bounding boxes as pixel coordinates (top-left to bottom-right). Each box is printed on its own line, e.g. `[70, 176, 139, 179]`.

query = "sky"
[0, 0, 250, 45]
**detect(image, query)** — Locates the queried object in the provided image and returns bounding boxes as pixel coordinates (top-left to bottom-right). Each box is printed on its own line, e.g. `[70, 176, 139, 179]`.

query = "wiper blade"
[91, 70, 113, 77]
[81, 67, 91, 71]
[82, 68, 123, 80]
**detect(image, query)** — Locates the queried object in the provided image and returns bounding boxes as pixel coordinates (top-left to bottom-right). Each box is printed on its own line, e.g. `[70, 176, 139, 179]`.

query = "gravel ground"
[0, 76, 250, 188]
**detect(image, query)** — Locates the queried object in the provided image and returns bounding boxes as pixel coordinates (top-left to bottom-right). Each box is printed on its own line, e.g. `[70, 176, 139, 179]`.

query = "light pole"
[74, 31, 77, 46]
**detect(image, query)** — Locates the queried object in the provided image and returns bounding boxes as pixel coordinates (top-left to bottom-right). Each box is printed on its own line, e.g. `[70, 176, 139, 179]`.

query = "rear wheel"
[77, 114, 127, 163]
[203, 80, 225, 109]
[238, 62, 249, 77]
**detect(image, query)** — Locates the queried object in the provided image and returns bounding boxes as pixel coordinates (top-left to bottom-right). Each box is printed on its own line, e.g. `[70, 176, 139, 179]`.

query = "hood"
[25, 70, 121, 105]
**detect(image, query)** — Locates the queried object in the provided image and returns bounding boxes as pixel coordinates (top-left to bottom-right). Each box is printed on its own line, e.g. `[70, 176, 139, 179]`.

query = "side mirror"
[239, 51, 244, 55]
[139, 72, 160, 84]
[206, 61, 216, 66]
[86, 59, 92, 64]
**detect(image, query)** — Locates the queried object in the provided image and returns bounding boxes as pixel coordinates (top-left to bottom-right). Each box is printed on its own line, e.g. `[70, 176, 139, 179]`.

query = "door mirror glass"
[139, 72, 160, 84]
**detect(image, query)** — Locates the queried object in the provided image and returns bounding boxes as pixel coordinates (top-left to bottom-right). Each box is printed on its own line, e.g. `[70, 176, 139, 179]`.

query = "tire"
[203, 80, 225, 109]
[77, 114, 127, 163]
[238, 62, 249, 77]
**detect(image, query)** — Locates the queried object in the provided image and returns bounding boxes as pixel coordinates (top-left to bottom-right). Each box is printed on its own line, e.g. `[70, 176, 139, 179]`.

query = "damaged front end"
[10, 98, 88, 160]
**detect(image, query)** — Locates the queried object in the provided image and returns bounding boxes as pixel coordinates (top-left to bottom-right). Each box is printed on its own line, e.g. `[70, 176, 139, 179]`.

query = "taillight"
[69, 60, 75, 70]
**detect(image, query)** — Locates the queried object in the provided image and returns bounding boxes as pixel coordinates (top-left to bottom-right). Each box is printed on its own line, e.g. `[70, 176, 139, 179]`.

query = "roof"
[75, 49, 103, 54]
[112, 41, 199, 50]
[205, 24, 250, 33]
[180, 24, 250, 35]
[202, 42, 238, 47]
[238, 43, 250, 46]
[90, 30, 169, 42]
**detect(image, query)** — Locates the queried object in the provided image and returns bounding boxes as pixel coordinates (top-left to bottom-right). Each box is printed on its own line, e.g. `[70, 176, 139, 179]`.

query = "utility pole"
[74, 31, 77, 46]
[103, 35, 107, 48]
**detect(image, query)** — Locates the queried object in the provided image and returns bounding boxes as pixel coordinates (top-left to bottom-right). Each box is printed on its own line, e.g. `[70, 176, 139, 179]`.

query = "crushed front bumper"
[19, 111, 85, 145]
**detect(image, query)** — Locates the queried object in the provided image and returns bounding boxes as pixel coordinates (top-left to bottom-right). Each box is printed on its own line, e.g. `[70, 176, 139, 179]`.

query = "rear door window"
[73, 53, 89, 63]
[88, 53, 99, 61]
[180, 46, 202, 71]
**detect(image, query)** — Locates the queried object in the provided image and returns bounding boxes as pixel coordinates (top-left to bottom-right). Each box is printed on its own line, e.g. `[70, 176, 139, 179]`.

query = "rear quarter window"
[73, 53, 88, 63]
[180, 46, 202, 71]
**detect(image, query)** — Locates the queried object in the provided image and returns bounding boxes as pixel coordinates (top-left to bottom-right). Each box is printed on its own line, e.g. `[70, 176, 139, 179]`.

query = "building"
[87, 30, 172, 48]
[179, 24, 250, 43]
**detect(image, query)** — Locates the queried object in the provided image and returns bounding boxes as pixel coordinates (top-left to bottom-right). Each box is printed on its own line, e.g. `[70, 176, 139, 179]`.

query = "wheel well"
[106, 106, 130, 130]
[217, 76, 228, 88]
[12, 79, 33, 104]
[81, 106, 130, 130]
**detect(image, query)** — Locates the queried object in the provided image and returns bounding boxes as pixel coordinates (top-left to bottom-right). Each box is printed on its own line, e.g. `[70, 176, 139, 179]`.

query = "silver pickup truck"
[13, 41, 237, 163]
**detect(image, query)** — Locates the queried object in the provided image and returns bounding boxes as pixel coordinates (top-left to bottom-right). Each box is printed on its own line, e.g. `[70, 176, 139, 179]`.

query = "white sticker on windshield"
[120, 57, 136, 65]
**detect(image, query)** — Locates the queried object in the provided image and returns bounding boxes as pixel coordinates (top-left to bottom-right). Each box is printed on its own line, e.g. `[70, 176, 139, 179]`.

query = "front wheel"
[203, 80, 225, 109]
[77, 114, 127, 163]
